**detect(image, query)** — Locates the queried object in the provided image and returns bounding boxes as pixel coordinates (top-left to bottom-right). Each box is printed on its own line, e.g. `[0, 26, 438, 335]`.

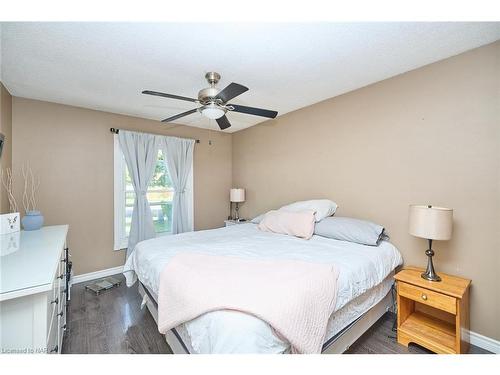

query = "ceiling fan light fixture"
[201, 103, 226, 119]
[143, 71, 278, 130]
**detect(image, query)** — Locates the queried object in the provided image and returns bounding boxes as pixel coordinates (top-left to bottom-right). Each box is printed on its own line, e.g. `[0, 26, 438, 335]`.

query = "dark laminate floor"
[62, 274, 171, 354]
[62, 274, 490, 354]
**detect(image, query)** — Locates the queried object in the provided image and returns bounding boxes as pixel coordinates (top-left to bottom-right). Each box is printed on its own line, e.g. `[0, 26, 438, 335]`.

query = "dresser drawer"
[59, 282, 66, 327]
[58, 308, 65, 350]
[51, 273, 60, 301]
[46, 272, 61, 335]
[46, 291, 58, 336]
[398, 282, 456, 315]
[46, 307, 59, 354]
[59, 251, 67, 274]
[56, 263, 65, 285]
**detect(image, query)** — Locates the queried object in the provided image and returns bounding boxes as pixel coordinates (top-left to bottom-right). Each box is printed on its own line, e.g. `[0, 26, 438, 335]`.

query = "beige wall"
[232, 42, 500, 339]
[0, 82, 13, 213]
[12, 98, 232, 275]
[7, 41, 499, 340]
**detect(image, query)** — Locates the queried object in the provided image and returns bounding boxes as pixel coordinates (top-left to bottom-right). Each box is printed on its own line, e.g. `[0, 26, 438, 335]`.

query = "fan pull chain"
[208, 119, 213, 146]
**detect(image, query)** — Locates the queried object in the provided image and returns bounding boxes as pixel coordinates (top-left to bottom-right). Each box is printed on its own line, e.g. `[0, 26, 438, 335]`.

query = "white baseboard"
[71, 265, 124, 285]
[470, 331, 500, 354]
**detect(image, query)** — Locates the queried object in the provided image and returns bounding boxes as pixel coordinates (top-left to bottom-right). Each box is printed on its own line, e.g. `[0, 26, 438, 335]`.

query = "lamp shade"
[201, 104, 226, 119]
[230, 188, 245, 203]
[408, 205, 453, 241]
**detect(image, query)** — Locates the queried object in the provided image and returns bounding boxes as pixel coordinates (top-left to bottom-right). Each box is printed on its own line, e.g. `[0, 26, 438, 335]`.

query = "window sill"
[113, 240, 129, 251]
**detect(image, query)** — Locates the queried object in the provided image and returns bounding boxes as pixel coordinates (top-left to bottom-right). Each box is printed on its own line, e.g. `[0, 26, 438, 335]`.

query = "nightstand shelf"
[399, 311, 456, 354]
[394, 267, 471, 354]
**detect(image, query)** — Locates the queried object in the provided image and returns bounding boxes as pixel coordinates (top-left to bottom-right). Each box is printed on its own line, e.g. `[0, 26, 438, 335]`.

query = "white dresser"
[0, 225, 70, 354]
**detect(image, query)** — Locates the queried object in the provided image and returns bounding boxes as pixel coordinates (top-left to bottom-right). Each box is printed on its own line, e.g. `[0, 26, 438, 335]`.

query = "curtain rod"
[110, 128, 200, 143]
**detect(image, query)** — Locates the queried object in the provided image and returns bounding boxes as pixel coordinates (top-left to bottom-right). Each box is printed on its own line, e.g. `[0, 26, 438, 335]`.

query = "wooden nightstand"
[394, 267, 471, 354]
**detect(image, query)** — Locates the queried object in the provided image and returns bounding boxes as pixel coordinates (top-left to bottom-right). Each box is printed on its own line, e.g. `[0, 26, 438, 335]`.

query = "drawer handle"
[421, 294, 428, 301]
[57, 311, 64, 317]
[50, 345, 58, 353]
[51, 297, 59, 305]
[57, 274, 64, 279]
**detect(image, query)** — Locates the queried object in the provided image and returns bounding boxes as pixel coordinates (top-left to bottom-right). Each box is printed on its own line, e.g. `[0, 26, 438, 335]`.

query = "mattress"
[143, 273, 395, 353]
[123, 223, 403, 353]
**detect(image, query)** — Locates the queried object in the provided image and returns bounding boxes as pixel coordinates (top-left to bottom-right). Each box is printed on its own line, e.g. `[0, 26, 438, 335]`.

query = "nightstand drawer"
[398, 282, 456, 315]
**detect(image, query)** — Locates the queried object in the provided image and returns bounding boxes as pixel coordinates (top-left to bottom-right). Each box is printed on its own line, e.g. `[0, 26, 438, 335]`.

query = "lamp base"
[421, 271, 441, 282]
[421, 240, 441, 282]
[235, 202, 240, 221]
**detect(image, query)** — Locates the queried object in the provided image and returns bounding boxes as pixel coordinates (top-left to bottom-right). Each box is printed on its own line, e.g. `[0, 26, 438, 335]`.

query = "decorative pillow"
[314, 216, 387, 246]
[278, 199, 338, 222]
[258, 210, 316, 240]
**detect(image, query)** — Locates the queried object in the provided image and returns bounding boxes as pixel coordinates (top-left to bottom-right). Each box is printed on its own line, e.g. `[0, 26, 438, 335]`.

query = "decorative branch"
[21, 163, 40, 213]
[29, 167, 40, 211]
[34, 176, 41, 211]
[9, 169, 18, 213]
[0, 168, 19, 213]
[22, 164, 30, 213]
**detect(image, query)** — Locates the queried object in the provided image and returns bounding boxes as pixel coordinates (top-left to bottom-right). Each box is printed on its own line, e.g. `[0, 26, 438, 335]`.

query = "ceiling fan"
[142, 72, 278, 130]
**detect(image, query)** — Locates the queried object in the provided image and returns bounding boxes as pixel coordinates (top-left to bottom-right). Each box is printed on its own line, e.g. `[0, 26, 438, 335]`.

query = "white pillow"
[278, 199, 338, 222]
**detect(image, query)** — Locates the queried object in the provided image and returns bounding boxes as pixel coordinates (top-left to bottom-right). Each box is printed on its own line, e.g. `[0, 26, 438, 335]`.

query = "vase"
[22, 210, 44, 231]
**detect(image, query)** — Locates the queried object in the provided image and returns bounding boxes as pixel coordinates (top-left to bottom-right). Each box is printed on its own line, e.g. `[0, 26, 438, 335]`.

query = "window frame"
[113, 135, 193, 251]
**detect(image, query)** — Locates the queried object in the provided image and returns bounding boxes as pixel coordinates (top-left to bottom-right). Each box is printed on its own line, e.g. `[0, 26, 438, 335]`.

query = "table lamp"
[230, 188, 245, 221]
[408, 205, 453, 282]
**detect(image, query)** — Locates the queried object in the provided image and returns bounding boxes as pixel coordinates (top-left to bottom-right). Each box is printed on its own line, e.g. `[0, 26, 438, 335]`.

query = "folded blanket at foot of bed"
[157, 252, 340, 353]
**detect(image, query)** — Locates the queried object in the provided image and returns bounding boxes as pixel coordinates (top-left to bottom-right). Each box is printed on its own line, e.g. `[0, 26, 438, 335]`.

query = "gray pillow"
[314, 217, 387, 246]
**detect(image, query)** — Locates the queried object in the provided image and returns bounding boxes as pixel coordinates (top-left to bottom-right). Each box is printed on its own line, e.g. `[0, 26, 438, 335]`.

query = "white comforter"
[123, 223, 402, 353]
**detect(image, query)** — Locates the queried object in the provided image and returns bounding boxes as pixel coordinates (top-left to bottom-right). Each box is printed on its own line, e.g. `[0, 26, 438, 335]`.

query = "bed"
[123, 222, 403, 354]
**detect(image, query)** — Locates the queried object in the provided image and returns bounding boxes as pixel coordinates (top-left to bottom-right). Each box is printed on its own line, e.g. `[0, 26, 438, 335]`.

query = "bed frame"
[137, 281, 394, 354]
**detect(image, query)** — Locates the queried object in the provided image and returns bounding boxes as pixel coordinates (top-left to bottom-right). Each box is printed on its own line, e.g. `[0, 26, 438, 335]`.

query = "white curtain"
[161, 136, 195, 234]
[118, 130, 160, 258]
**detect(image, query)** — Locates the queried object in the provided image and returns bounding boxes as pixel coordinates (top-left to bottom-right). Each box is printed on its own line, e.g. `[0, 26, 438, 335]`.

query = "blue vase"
[22, 210, 44, 231]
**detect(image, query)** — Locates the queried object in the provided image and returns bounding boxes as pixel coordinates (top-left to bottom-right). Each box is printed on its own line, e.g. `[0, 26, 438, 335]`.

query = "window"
[113, 135, 193, 250]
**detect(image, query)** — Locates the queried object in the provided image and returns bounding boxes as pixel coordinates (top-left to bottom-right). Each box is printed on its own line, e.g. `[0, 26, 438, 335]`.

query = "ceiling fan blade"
[161, 108, 198, 122]
[216, 115, 232, 130]
[215, 83, 249, 103]
[229, 104, 278, 119]
[142, 90, 198, 103]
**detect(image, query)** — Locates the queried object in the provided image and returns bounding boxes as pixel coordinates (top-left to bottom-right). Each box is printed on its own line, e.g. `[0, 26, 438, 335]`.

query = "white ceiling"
[1, 22, 499, 132]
